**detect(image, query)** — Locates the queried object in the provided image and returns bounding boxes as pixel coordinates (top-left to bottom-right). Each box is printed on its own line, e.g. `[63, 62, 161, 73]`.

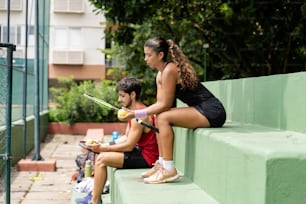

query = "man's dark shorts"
[122, 147, 150, 169]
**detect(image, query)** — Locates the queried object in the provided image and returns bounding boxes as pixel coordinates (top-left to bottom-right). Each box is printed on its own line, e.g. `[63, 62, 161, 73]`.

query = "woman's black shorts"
[194, 98, 226, 127]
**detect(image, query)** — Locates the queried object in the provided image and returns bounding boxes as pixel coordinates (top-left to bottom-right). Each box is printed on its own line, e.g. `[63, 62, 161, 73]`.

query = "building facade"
[49, 0, 106, 82]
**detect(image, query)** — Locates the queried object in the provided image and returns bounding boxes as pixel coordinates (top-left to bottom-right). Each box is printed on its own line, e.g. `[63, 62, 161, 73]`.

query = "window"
[0, 25, 30, 45]
[0, 0, 22, 11]
[16, 26, 21, 44]
[28, 25, 35, 35]
[54, 27, 81, 49]
[53, 27, 83, 64]
[1, 26, 16, 44]
[0, 25, 22, 45]
[53, 0, 84, 13]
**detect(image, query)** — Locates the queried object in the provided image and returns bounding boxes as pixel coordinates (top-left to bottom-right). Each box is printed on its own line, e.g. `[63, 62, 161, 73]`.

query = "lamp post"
[203, 43, 209, 82]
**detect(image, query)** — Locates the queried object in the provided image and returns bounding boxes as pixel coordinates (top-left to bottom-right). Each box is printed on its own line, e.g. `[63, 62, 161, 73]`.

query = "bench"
[83, 128, 104, 141]
[110, 168, 218, 204]
[109, 122, 306, 204]
[175, 122, 306, 204]
[109, 72, 306, 204]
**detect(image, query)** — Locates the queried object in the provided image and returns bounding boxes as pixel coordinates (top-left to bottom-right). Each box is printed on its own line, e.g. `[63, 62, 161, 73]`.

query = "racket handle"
[136, 119, 159, 133]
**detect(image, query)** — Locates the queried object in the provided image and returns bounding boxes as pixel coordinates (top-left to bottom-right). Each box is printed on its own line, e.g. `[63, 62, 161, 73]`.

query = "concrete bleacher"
[110, 72, 306, 204]
[173, 123, 306, 204]
[172, 72, 306, 204]
[111, 169, 218, 204]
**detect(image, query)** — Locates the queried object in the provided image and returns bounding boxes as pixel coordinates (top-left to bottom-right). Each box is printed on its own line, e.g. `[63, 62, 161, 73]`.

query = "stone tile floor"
[0, 134, 111, 204]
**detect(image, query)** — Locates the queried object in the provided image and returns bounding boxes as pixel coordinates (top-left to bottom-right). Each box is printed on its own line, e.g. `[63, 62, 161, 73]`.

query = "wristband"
[134, 109, 148, 118]
[109, 141, 116, 145]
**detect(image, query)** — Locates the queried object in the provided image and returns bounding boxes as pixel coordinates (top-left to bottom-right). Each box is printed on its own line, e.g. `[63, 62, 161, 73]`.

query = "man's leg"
[92, 151, 124, 204]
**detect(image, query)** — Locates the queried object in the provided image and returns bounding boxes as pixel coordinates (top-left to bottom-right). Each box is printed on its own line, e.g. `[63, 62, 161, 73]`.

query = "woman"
[119, 37, 226, 184]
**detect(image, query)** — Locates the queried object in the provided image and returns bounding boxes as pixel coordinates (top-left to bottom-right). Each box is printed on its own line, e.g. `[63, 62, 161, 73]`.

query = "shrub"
[49, 77, 120, 124]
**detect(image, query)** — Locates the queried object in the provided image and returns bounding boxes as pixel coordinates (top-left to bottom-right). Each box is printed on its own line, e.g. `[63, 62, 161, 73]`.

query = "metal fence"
[0, 0, 50, 203]
[0, 42, 15, 204]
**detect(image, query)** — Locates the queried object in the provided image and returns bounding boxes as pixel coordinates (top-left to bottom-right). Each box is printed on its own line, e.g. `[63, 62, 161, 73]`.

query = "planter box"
[48, 122, 126, 135]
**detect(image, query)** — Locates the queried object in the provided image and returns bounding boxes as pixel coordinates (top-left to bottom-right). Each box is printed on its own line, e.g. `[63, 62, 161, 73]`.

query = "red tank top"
[128, 110, 159, 167]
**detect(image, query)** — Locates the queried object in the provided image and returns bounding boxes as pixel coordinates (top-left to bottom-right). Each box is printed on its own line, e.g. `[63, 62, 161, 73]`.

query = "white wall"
[0, 0, 106, 65]
[49, 0, 106, 65]
[0, 0, 36, 58]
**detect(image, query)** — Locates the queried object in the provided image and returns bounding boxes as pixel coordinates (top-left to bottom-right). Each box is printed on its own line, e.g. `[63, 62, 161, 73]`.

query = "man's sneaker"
[143, 167, 180, 184]
[75, 192, 102, 204]
[141, 161, 162, 178]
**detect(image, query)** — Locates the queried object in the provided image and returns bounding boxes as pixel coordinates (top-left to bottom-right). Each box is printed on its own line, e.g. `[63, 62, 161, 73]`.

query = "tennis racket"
[83, 93, 159, 133]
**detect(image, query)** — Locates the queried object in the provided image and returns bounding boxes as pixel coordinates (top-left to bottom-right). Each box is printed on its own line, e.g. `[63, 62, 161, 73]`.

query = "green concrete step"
[111, 168, 218, 204]
[73, 123, 306, 204]
[174, 122, 306, 204]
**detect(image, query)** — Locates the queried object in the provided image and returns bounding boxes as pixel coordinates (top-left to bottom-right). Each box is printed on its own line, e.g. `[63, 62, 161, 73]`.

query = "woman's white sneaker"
[141, 161, 161, 178]
[143, 167, 179, 184]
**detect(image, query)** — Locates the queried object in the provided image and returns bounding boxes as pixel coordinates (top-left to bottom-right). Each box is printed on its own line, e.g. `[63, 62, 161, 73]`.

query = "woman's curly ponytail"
[167, 39, 198, 90]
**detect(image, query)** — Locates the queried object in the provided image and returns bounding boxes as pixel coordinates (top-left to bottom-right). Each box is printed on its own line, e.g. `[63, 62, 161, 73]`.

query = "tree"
[89, 0, 306, 82]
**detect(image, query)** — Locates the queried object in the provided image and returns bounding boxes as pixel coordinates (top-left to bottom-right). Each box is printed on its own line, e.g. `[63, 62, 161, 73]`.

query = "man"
[76, 77, 159, 204]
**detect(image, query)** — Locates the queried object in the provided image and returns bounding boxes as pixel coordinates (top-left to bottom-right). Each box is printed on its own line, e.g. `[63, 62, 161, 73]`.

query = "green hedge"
[49, 77, 120, 124]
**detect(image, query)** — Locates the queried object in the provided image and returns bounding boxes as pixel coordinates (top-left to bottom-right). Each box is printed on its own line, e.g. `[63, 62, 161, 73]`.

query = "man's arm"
[113, 135, 127, 144]
[113, 122, 129, 144]
[87, 118, 144, 152]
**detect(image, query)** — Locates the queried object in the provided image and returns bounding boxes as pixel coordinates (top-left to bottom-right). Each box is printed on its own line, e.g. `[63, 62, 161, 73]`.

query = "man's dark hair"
[116, 77, 141, 100]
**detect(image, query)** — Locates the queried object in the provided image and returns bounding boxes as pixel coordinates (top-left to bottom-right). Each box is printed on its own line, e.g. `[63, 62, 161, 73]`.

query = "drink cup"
[112, 131, 119, 141]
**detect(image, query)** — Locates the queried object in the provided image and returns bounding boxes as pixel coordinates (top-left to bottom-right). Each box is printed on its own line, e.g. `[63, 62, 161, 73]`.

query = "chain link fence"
[0, 47, 8, 190]
[0, 43, 15, 204]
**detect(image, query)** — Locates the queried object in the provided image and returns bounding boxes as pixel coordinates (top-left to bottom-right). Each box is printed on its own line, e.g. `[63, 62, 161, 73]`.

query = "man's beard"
[123, 97, 133, 109]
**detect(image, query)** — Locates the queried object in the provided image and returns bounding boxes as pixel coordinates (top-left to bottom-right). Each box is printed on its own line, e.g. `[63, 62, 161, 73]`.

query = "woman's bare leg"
[157, 107, 210, 160]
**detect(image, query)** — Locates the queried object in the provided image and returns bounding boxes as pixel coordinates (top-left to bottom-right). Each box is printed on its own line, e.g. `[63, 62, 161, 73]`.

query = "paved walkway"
[0, 134, 111, 204]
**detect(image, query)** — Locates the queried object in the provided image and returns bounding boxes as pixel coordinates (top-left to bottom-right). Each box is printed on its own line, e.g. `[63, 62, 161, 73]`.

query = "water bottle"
[112, 131, 119, 141]
[84, 160, 92, 177]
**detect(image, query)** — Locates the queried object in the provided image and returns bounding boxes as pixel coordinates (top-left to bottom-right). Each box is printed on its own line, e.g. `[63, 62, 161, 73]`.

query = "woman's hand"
[117, 108, 134, 121]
